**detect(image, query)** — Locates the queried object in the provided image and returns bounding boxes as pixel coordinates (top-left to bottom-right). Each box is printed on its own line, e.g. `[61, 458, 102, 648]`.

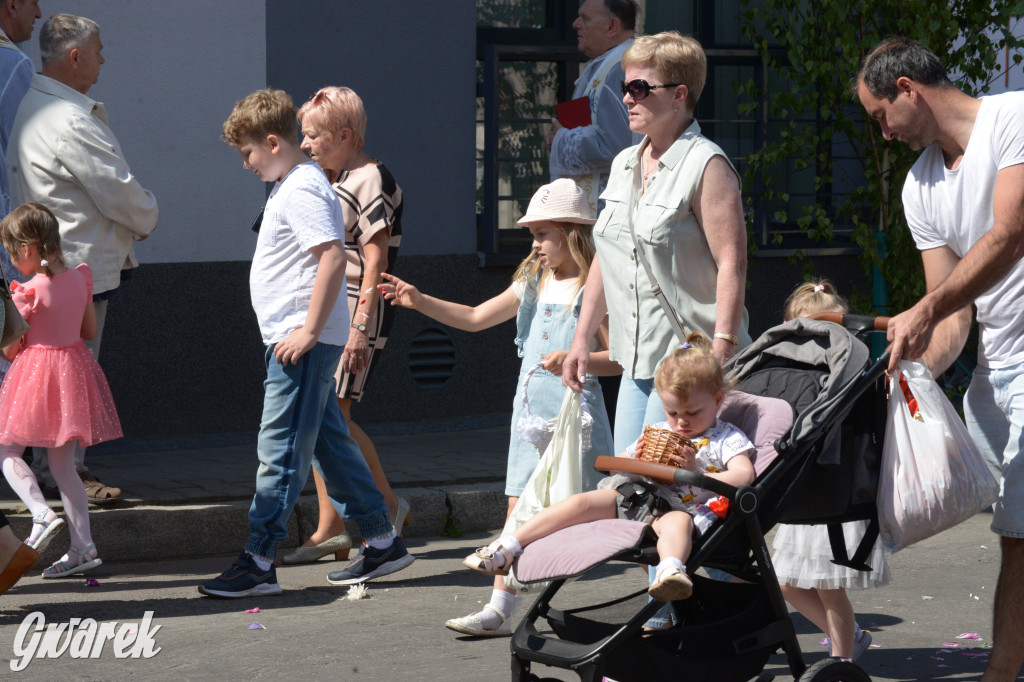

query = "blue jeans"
[613, 375, 665, 452]
[964, 360, 1024, 538]
[247, 343, 390, 560]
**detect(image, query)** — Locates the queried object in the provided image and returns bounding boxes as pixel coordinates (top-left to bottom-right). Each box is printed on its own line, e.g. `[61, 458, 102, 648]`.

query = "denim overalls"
[505, 276, 614, 497]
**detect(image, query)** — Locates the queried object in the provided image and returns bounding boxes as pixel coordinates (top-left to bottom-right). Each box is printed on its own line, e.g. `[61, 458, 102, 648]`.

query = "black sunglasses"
[620, 79, 681, 101]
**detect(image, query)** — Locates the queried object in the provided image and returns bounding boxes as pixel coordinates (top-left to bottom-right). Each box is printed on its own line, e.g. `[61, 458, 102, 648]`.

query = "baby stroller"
[507, 313, 890, 682]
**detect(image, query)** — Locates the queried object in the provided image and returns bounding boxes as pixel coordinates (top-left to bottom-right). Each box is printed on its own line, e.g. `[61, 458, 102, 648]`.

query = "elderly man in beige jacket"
[7, 14, 157, 503]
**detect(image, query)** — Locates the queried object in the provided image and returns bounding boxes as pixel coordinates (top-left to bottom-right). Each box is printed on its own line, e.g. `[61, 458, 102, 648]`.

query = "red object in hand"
[898, 373, 921, 419]
[708, 497, 729, 519]
[556, 96, 591, 129]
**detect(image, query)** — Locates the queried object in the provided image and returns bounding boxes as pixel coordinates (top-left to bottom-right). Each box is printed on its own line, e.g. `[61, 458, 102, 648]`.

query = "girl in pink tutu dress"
[0, 203, 121, 578]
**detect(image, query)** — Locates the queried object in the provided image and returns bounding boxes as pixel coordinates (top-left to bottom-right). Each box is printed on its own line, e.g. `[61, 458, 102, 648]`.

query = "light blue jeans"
[964, 360, 1024, 538]
[247, 342, 391, 560]
[613, 375, 664, 452]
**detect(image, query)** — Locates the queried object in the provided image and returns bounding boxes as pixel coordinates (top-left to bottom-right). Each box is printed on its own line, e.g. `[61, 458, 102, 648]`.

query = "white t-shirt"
[902, 92, 1024, 368]
[512, 274, 580, 304]
[250, 162, 349, 346]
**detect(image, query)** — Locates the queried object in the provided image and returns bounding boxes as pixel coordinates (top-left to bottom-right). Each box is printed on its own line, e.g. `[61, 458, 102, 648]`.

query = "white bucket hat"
[517, 178, 596, 225]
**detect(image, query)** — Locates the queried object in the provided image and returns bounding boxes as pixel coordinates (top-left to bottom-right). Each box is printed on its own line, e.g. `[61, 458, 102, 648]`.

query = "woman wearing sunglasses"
[561, 31, 751, 628]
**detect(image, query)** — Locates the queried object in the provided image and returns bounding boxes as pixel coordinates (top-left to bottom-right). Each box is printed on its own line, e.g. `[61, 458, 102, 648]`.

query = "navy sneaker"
[198, 552, 283, 598]
[327, 537, 415, 585]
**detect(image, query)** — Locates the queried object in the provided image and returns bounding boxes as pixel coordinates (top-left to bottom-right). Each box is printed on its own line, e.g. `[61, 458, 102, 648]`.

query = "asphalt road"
[0, 513, 1014, 681]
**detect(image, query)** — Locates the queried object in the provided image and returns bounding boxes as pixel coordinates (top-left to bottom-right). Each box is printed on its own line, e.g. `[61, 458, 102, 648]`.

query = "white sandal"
[648, 565, 693, 602]
[462, 541, 517, 576]
[42, 543, 103, 579]
[26, 511, 64, 553]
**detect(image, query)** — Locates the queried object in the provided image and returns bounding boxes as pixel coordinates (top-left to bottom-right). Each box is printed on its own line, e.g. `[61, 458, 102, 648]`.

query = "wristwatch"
[351, 323, 367, 332]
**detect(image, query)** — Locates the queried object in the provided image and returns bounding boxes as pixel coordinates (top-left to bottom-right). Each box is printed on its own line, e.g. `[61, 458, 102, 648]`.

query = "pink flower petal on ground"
[956, 632, 981, 639]
[84, 578, 99, 587]
[247, 622, 266, 630]
[819, 637, 830, 647]
[245, 607, 260, 614]
[942, 643, 960, 648]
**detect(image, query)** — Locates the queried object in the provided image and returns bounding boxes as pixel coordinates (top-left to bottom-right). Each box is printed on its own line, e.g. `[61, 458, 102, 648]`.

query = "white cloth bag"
[877, 360, 1000, 552]
[504, 386, 586, 591]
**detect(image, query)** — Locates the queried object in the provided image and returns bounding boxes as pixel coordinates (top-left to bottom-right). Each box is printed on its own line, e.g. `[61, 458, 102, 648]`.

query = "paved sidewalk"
[0, 414, 516, 564]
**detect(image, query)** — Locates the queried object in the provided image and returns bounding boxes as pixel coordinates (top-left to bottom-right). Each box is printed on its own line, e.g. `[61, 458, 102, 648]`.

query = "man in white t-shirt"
[856, 37, 1024, 682]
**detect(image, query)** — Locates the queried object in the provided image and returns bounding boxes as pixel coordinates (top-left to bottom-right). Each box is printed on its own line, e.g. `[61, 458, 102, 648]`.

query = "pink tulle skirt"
[0, 342, 122, 448]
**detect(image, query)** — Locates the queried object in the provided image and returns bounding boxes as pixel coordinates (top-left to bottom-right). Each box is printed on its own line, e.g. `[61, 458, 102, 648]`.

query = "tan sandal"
[79, 471, 122, 505]
[648, 565, 693, 602]
[462, 541, 516, 576]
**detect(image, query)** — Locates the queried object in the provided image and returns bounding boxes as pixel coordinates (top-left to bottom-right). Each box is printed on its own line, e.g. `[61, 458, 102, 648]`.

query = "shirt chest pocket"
[594, 197, 627, 241]
[259, 210, 281, 248]
[633, 202, 679, 247]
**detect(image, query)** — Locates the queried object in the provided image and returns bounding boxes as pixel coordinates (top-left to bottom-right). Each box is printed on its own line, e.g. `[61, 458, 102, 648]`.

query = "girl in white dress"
[771, 280, 890, 661]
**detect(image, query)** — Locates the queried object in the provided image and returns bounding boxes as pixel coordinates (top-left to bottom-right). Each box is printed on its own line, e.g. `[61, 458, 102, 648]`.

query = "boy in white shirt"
[199, 89, 412, 598]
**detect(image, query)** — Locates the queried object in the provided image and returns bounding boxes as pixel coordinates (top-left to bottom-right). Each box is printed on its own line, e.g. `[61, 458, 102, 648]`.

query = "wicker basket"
[636, 426, 694, 467]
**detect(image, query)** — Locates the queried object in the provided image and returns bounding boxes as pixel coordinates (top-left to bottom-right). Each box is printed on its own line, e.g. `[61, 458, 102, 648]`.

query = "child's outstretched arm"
[275, 239, 346, 366]
[81, 301, 98, 341]
[380, 272, 519, 332]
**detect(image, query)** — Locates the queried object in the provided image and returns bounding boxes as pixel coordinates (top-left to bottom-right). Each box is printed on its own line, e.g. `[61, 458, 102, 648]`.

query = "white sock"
[495, 534, 522, 567]
[489, 589, 516, 619]
[473, 589, 516, 630]
[365, 530, 396, 550]
[251, 554, 273, 571]
[656, 557, 685, 576]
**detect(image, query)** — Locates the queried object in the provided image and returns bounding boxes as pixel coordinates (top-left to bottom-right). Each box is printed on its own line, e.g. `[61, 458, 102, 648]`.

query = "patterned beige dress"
[333, 161, 403, 400]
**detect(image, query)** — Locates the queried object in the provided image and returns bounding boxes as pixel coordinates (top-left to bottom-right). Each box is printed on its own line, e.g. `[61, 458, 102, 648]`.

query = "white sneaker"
[851, 629, 872, 661]
[444, 605, 511, 637]
[829, 628, 872, 661]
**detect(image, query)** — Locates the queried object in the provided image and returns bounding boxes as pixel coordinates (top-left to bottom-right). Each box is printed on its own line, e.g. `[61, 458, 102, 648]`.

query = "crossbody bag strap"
[626, 163, 689, 345]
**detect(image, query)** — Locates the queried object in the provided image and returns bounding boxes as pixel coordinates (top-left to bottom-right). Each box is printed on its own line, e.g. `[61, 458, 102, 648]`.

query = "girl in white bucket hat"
[381, 178, 619, 636]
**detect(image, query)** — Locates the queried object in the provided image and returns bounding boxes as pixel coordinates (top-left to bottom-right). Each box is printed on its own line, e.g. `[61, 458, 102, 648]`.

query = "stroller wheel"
[799, 657, 872, 682]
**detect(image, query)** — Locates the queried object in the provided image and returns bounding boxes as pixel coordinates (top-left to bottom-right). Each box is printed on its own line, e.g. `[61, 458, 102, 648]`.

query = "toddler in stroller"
[497, 313, 889, 681]
[463, 332, 756, 604]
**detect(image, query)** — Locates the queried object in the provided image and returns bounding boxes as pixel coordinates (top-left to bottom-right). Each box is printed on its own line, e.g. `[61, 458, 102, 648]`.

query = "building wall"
[15, 2, 874, 437]
[20, 2, 502, 437]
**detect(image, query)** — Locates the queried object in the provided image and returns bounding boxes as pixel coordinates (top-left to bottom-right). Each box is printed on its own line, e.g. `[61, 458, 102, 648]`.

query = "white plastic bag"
[877, 360, 1000, 552]
[504, 386, 585, 591]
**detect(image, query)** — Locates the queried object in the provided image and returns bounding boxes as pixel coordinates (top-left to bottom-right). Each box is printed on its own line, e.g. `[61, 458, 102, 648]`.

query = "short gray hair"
[39, 14, 99, 66]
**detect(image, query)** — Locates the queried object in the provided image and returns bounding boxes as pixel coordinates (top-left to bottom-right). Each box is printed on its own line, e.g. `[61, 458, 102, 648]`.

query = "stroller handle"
[593, 456, 736, 499]
[808, 311, 891, 332]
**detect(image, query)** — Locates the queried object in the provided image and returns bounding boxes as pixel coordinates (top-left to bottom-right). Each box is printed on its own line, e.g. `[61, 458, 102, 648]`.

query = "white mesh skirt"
[772, 520, 891, 590]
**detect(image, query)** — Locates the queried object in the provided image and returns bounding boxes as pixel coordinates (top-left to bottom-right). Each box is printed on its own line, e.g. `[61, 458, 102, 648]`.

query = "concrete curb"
[5, 483, 508, 567]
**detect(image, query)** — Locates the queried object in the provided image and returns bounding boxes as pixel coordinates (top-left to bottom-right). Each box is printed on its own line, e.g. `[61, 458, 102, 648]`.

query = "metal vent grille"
[408, 325, 457, 389]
